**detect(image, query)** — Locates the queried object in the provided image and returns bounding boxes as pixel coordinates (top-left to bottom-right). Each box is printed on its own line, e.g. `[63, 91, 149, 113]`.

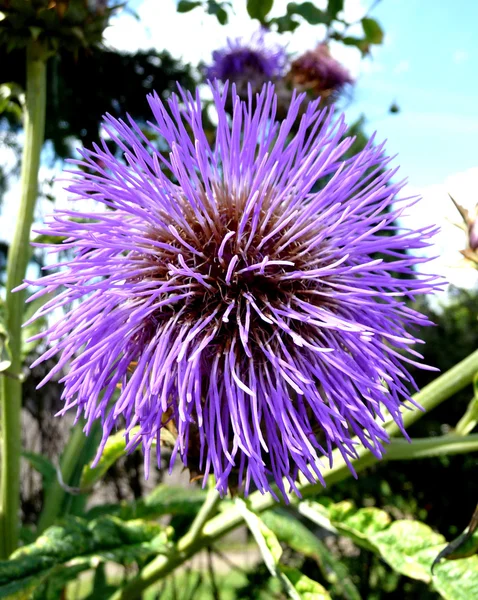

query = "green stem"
[37, 422, 87, 533]
[455, 395, 478, 436]
[388, 347, 478, 436]
[0, 41, 48, 559]
[385, 433, 478, 460]
[109, 348, 478, 600]
[177, 483, 221, 552]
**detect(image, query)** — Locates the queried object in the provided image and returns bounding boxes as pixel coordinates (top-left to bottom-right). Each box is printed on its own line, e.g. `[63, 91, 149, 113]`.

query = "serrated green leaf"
[177, 0, 201, 13]
[0, 571, 50, 600]
[306, 500, 478, 600]
[287, 2, 328, 25]
[247, 0, 273, 22]
[362, 17, 384, 44]
[281, 566, 331, 600]
[0, 516, 170, 598]
[263, 510, 361, 600]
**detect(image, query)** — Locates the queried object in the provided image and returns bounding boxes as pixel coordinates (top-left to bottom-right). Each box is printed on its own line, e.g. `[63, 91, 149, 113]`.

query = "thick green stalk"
[109, 347, 478, 600]
[0, 41, 48, 558]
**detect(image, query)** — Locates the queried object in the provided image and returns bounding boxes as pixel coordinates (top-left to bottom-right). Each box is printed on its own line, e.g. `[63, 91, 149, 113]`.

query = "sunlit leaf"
[362, 17, 384, 44]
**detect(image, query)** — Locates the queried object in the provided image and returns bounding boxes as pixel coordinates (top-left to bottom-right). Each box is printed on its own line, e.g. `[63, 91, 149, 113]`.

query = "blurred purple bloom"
[288, 43, 353, 100]
[206, 30, 287, 83]
[25, 83, 439, 499]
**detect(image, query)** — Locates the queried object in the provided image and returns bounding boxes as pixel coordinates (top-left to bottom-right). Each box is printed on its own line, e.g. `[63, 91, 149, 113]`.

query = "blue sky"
[347, 0, 478, 187]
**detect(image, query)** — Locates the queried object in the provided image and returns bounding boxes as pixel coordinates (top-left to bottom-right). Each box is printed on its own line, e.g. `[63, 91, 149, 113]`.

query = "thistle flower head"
[287, 43, 353, 100]
[206, 30, 287, 85]
[25, 82, 439, 499]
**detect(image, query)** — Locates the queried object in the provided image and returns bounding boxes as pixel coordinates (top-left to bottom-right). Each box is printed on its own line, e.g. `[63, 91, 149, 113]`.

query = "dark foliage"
[0, 45, 196, 158]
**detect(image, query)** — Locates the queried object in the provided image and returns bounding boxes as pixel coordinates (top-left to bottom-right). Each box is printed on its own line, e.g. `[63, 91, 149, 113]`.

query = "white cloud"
[402, 167, 478, 290]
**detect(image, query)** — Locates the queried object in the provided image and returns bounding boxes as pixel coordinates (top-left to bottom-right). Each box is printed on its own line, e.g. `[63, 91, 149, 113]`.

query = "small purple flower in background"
[24, 82, 439, 499]
[287, 43, 354, 100]
[450, 194, 478, 266]
[206, 29, 287, 89]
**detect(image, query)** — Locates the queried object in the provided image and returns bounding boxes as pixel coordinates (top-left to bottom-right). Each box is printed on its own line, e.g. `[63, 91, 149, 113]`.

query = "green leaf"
[271, 14, 301, 32]
[302, 500, 478, 600]
[342, 36, 371, 55]
[328, 501, 391, 552]
[433, 555, 478, 600]
[281, 566, 331, 600]
[371, 520, 444, 581]
[80, 426, 176, 490]
[80, 428, 137, 490]
[235, 499, 282, 574]
[287, 2, 328, 25]
[85, 483, 208, 521]
[235, 500, 307, 600]
[247, 0, 273, 22]
[177, 0, 201, 12]
[262, 510, 361, 600]
[0, 516, 170, 598]
[207, 0, 229, 25]
[327, 0, 344, 20]
[21, 451, 56, 488]
[362, 17, 384, 44]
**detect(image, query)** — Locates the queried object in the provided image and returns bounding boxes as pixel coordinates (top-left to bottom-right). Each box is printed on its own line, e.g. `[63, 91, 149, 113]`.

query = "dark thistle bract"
[24, 82, 440, 499]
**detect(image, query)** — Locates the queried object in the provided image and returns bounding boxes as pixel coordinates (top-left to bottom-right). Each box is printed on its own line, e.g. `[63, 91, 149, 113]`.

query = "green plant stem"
[109, 348, 478, 600]
[0, 41, 48, 559]
[177, 484, 221, 552]
[37, 422, 87, 533]
[388, 348, 478, 436]
[455, 395, 478, 436]
[385, 433, 478, 460]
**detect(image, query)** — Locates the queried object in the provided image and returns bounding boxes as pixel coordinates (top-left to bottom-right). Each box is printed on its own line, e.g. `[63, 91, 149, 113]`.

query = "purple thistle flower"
[206, 30, 287, 84]
[24, 82, 439, 500]
[287, 43, 354, 100]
